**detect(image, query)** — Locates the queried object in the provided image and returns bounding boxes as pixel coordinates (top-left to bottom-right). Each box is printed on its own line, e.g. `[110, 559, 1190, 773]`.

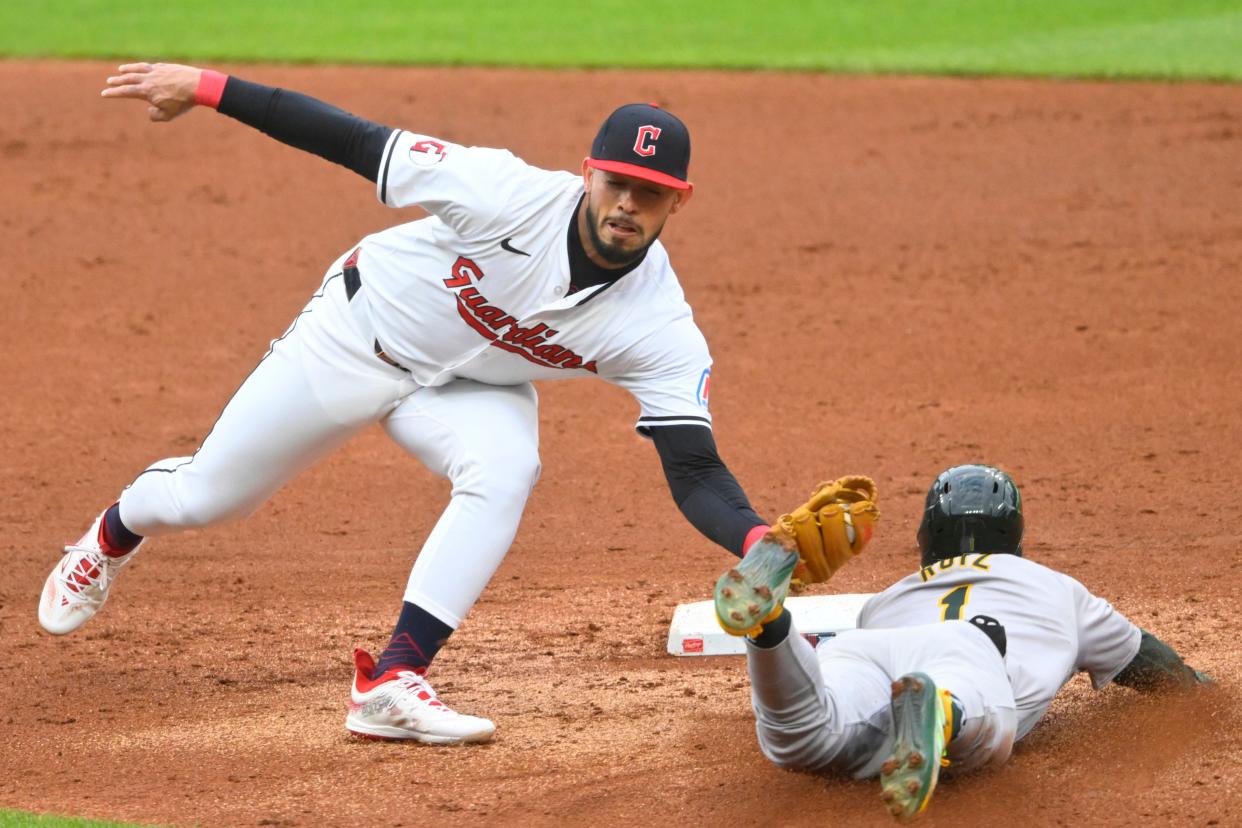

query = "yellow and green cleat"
[713, 536, 799, 637]
[880, 672, 956, 822]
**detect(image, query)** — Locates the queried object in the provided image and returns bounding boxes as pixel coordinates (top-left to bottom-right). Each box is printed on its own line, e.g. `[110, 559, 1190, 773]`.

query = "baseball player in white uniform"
[716, 464, 1211, 822]
[40, 63, 778, 744]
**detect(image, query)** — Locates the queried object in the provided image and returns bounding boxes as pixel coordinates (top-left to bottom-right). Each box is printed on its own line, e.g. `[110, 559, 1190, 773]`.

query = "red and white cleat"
[39, 512, 143, 635]
[345, 648, 495, 745]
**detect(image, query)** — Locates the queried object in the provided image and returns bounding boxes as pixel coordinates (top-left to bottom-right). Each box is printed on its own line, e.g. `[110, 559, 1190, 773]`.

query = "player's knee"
[125, 458, 256, 531]
[175, 497, 251, 529]
[487, 451, 541, 500]
[140, 455, 195, 476]
[759, 741, 798, 769]
[758, 739, 823, 772]
[754, 713, 838, 772]
[454, 447, 541, 504]
[172, 481, 261, 529]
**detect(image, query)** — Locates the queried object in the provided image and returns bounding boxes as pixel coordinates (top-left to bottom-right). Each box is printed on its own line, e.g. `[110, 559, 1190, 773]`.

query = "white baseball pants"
[117, 257, 541, 628]
[746, 619, 1017, 777]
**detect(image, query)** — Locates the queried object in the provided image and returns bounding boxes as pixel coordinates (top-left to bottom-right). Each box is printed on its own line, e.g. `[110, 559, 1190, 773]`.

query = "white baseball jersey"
[348, 129, 713, 435]
[858, 554, 1142, 738]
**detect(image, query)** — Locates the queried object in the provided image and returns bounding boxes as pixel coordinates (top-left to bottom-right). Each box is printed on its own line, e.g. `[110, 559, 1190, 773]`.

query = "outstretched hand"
[101, 62, 202, 122]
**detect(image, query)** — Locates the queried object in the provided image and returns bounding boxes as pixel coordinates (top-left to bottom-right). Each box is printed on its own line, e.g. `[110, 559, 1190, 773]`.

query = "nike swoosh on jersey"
[500, 237, 531, 257]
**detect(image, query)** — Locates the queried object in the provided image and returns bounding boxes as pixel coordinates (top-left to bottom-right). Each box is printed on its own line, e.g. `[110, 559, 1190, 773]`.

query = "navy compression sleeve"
[650, 425, 765, 558]
[217, 77, 393, 182]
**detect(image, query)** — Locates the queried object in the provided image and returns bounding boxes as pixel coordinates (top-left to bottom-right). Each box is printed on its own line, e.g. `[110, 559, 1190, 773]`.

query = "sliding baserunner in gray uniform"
[715, 464, 1212, 822]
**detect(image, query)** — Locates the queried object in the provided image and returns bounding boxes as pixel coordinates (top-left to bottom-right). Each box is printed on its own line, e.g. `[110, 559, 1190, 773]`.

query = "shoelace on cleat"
[391, 672, 448, 710]
[55, 546, 111, 605]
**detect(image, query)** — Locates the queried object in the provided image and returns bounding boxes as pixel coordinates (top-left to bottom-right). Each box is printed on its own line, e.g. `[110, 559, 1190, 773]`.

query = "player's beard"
[584, 199, 662, 267]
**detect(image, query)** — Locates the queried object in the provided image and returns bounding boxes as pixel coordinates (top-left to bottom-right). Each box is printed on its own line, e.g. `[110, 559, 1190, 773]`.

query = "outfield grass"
[3, 0, 1241, 79]
[0, 812, 151, 828]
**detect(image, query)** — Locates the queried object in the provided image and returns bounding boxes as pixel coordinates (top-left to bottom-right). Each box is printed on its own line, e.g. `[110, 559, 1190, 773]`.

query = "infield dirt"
[2, 62, 1240, 827]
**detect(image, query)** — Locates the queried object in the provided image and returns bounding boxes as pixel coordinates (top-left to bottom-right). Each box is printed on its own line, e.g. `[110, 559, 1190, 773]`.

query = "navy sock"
[373, 601, 454, 677]
[101, 502, 143, 555]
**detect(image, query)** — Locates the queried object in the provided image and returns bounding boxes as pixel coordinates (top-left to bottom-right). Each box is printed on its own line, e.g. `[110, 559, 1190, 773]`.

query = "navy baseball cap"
[587, 103, 691, 190]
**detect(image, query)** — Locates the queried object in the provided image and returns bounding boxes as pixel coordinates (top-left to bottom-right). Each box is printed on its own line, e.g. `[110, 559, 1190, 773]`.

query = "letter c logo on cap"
[633, 125, 661, 157]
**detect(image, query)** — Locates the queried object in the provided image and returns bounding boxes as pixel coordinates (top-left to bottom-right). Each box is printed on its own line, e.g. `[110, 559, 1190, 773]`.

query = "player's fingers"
[115, 62, 154, 74]
[100, 84, 150, 100]
[104, 71, 153, 88]
[148, 105, 167, 122]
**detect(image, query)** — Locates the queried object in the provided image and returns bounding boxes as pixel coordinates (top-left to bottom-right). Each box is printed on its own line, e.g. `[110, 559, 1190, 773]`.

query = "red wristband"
[194, 69, 227, 109]
[743, 524, 771, 555]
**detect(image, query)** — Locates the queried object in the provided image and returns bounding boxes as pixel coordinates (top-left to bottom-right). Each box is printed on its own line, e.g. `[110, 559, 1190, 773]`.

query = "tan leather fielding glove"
[773, 475, 880, 583]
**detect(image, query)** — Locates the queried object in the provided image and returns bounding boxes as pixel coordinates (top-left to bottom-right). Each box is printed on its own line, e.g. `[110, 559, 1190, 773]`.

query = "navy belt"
[342, 253, 406, 372]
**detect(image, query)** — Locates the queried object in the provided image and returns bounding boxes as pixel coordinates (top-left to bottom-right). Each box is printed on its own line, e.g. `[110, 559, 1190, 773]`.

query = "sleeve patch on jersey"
[409, 138, 448, 166]
[696, 368, 711, 409]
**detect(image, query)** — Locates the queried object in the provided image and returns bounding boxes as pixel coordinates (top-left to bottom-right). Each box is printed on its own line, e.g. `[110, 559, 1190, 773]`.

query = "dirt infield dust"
[1, 61, 1240, 827]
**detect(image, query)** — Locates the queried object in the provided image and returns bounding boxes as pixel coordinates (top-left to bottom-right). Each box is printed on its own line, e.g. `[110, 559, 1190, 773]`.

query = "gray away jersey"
[858, 554, 1142, 739]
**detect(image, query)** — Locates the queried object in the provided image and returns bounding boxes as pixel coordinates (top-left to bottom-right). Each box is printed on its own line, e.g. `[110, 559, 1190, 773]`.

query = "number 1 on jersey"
[939, 584, 972, 621]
